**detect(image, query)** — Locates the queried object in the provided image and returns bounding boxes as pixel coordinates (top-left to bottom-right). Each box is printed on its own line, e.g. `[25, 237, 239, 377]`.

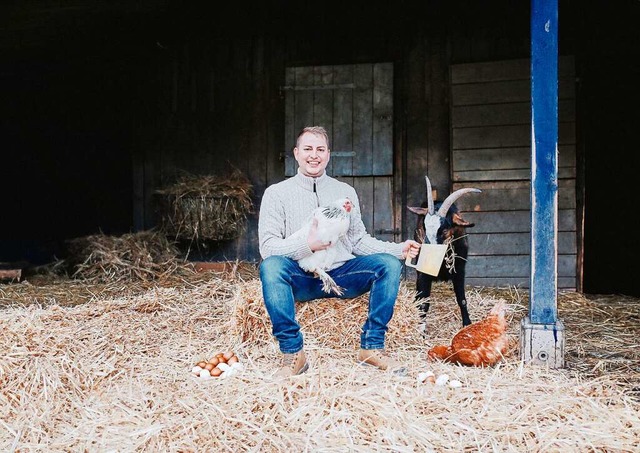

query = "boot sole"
[359, 361, 408, 376]
[295, 362, 310, 375]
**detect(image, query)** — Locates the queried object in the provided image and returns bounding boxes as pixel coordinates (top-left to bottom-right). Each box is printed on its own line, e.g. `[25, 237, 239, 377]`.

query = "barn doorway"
[282, 62, 398, 242]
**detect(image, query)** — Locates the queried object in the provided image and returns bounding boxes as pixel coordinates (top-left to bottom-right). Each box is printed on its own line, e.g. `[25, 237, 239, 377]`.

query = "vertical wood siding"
[134, 37, 278, 262]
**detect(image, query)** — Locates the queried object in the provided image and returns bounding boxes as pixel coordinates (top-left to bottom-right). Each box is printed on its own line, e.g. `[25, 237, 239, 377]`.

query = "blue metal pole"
[530, 0, 558, 324]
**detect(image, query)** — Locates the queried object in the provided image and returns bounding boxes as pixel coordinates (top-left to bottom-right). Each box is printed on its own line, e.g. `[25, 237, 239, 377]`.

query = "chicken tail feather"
[315, 269, 345, 296]
[489, 300, 507, 317]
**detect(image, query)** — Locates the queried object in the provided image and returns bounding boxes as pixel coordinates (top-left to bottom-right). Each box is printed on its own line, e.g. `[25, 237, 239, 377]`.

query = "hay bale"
[156, 170, 253, 242]
[231, 279, 424, 351]
[66, 230, 182, 283]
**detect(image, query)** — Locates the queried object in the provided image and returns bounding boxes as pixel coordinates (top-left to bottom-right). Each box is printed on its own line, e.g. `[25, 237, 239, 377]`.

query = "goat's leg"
[415, 271, 434, 319]
[450, 269, 472, 326]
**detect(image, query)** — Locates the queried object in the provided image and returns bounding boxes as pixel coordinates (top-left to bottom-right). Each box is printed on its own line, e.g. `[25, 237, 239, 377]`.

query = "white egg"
[218, 363, 231, 372]
[449, 380, 463, 388]
[199, 369, 211, 378]
[230, 362, 244, 371]
[435, 374, 449, 386]
[192, 366, 203, 375]
[221, 368, 238, 379]
[417, 371, 435, 383]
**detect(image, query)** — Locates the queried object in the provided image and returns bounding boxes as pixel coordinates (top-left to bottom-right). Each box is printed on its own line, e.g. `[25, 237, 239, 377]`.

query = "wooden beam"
[522, 0, 565, 369]
[530, 0, 559, 324]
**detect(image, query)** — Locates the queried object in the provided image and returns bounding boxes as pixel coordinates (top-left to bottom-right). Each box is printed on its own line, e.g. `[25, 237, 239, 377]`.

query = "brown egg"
[223, 351, 234, 360]
[197, 361, 207, 369]
[215, 352, 224, 358]
[228, 355, 239, 364]
[210, 367, 223, 377]
[208, 357, 220, 367]
[204, 363, 215, 371]
[218, 356, 227, 364]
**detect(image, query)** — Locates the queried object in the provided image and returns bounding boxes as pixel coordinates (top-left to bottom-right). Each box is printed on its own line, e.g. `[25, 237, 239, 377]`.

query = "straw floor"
[1, 266, 639, 451]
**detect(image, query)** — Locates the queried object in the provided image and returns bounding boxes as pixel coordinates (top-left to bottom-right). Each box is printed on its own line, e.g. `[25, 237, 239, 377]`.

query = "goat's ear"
[452, 212, 475, 227]
[408, 206, 429, 215]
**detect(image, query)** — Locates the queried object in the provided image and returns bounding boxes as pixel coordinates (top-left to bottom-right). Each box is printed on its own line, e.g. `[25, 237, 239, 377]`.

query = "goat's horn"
[437, 188, 482, 217]
[425, 176, 434, 215]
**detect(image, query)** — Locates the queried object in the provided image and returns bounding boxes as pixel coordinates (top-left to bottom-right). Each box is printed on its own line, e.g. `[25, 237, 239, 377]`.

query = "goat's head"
[408, 176, 481, 244]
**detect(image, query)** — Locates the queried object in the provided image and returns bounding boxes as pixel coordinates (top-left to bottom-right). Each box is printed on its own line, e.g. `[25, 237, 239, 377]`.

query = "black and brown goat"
[408, 176, 481, 328]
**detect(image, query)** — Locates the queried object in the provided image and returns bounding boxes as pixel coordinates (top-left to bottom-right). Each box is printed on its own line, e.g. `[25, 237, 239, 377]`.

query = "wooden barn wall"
[135, 31, 411, 263]
[133, 37, 283, 262]
[451, 57, 577, 289]
[135, 1, 580, 291]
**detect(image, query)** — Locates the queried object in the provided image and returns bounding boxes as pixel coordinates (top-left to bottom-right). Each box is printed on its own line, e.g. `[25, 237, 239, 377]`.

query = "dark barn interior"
[1, 0, 638, 296]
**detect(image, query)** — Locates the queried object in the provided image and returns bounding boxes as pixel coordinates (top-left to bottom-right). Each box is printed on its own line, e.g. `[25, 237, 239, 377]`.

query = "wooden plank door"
[283, 63, 397, 242]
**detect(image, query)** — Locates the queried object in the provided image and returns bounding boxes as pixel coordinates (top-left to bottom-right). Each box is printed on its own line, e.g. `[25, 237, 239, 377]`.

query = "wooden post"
[521, 0, 565, 368]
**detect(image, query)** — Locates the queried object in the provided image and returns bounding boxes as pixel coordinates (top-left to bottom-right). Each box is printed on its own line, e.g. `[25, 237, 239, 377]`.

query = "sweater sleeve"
[258, 186, 314, 260]
[347, 191, 405, 259]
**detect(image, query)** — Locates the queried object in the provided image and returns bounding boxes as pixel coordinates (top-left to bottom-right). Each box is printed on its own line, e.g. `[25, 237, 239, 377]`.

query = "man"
[258, 126, 420, 378]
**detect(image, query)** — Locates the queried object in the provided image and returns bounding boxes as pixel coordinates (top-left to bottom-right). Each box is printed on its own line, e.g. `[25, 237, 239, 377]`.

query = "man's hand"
[307, 217, 331, 252]
[401, 240, 421, 259]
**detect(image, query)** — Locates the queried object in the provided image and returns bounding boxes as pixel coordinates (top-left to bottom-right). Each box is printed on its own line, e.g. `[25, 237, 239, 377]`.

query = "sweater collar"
[294, 169, 329, 191]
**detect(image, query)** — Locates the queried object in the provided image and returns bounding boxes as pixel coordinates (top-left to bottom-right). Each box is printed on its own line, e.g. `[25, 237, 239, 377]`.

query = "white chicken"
[291, 198, 353, 295]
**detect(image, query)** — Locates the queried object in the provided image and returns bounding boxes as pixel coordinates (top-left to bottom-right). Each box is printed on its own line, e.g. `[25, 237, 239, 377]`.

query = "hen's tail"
[489, 300, 507, 317]
[315, 269, 345, 296]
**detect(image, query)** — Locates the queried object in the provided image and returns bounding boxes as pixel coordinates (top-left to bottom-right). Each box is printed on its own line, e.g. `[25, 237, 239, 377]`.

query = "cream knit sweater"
[258, 169, 404, 270]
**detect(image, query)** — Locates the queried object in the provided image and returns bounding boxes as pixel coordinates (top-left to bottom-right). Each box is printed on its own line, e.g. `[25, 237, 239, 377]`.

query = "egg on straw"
[193, 352, 241, 379]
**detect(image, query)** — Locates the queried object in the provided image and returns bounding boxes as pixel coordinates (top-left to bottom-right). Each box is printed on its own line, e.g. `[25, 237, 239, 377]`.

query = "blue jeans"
[259, 253, 403, 353]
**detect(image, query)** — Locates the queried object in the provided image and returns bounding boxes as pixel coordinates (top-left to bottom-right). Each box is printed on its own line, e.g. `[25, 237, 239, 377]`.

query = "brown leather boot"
[273, 350, 309, 378]
[357, 349, 407, 375]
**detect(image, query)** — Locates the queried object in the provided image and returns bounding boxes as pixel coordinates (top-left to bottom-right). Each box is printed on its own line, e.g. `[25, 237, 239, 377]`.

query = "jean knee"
[259, 256, 289, 280]
[376, 253, 402, 278]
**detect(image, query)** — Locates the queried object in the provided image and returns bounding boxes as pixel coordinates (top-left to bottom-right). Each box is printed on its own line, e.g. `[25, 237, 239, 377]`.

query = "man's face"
[294, 132, 330, 177]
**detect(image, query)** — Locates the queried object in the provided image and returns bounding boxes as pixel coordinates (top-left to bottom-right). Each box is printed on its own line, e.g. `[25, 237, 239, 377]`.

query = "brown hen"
[427, 301, 508, 366]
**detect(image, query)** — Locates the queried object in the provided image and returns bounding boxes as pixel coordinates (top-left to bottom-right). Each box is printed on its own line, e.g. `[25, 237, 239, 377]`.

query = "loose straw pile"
[66, 230, 184, 283]
[1, 274, 639, 451]
[0, 261, 256, 309]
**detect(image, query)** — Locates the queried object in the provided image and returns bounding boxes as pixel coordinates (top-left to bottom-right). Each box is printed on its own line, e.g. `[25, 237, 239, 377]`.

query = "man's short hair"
[296, 126, 330, 149]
